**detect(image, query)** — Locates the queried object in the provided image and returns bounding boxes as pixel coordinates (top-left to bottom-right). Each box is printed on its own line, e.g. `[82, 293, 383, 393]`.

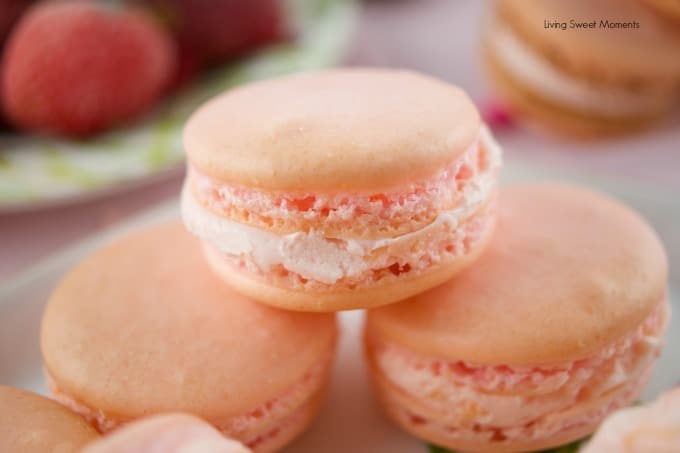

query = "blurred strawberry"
[0, 0, 32, 129]
[147, 0, 289, 66]
[168, 48, 202, 91]
[1, 1, 176, 138]
[0, 0, 32, 45]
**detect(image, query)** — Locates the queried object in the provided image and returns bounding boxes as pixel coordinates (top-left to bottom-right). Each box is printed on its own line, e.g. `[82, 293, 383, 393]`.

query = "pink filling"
[45, 359, 328, 448]
[372, 299, 668, 443]
[191, 134, 499, 235]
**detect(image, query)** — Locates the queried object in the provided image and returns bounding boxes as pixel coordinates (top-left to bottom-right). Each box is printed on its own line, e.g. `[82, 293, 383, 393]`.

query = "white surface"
[1, 160, 678, 452]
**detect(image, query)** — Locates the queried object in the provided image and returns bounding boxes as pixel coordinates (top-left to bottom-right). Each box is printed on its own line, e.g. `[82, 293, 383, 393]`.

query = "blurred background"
[0, 0, 678, 283]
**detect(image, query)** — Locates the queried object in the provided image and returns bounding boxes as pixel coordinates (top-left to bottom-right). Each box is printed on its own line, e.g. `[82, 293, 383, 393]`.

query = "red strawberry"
[168, 48, 202, 92]
[0, 0, 32, 45]
[0, 0, 32, 129]
[149, 0, 289, 66]
[2, 1, 176, 137]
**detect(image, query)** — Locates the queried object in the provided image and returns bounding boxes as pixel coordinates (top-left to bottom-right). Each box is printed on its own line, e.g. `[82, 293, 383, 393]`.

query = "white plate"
[0, 160, 678, 452]
[0, 0, 358, 214]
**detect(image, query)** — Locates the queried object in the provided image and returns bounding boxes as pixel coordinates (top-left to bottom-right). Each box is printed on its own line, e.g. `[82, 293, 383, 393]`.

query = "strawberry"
[148, 0, 289, 66]
[168, 47, 202, 92]
[1, 1, 177, 137]
[0, 0, 32, 45]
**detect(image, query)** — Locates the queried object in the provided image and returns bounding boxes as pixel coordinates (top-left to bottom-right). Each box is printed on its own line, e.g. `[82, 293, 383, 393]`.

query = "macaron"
[581, 386, 680, 453]
[0, 385, 99, 452]
[365, 183, 670, 452]
[41, 223, 337, 453]
[644, 0, 680, 24]
[484, 0, 680, 136]
[181, 68, 502, 312]
[83, 414, 252, 453]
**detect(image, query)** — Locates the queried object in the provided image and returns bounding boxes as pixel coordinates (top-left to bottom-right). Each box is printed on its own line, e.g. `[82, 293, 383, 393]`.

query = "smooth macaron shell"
[0, 385, 99, 452]
[369, 184, 667, 364]
[365, 183, 669, 452]
[485, 0, 680, 136]
[41, 223, 337, 452]
[183, 68, 480, 192]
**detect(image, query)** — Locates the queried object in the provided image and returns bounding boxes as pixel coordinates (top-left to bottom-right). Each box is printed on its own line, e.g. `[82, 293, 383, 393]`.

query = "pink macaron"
[41, 223, 337, 452]
[581, 386, 680, 452]
[181, 68, 502, 311]
[82, 414, 252, 453]
[365, 183, 670, 452]
[0, 385, 99, 452]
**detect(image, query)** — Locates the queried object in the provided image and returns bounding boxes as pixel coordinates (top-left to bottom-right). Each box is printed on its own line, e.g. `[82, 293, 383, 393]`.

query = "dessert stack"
[33, 67, 671, 453]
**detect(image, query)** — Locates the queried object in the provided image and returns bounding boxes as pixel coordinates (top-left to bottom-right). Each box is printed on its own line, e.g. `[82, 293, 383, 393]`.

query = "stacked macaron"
[581, 386, 680, 452]
[36, 68, 504, 451]
[181, 69, 502, 311]
[644, 0, 680, 23]
[0, 385, 99, 452]
[41, 223, 337, 452]
[483, 0, 680, 136]
[365, 184, 670, 452]
[35, 68, 671, 453]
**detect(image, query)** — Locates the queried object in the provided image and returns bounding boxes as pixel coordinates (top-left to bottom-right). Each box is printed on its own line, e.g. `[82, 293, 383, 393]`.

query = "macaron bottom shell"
[200, 205, 496, 312]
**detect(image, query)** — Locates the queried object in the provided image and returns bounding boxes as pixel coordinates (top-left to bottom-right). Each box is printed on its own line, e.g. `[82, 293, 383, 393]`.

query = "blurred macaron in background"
[482, 0, 680, 137]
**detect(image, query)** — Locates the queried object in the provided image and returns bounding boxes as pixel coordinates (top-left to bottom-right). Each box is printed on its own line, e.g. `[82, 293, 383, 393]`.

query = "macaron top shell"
[497, 0, 680, 82]
[183, 68, 480, 191]
[0, 385, 98, 452]
[367, 184, 668, 365]
[41, 223, 336, 420]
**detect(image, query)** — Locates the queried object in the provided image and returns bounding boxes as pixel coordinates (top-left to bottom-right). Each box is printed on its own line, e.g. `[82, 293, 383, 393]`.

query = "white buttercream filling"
[488, 22, 662, 117]
[182, 127, 501, 285]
